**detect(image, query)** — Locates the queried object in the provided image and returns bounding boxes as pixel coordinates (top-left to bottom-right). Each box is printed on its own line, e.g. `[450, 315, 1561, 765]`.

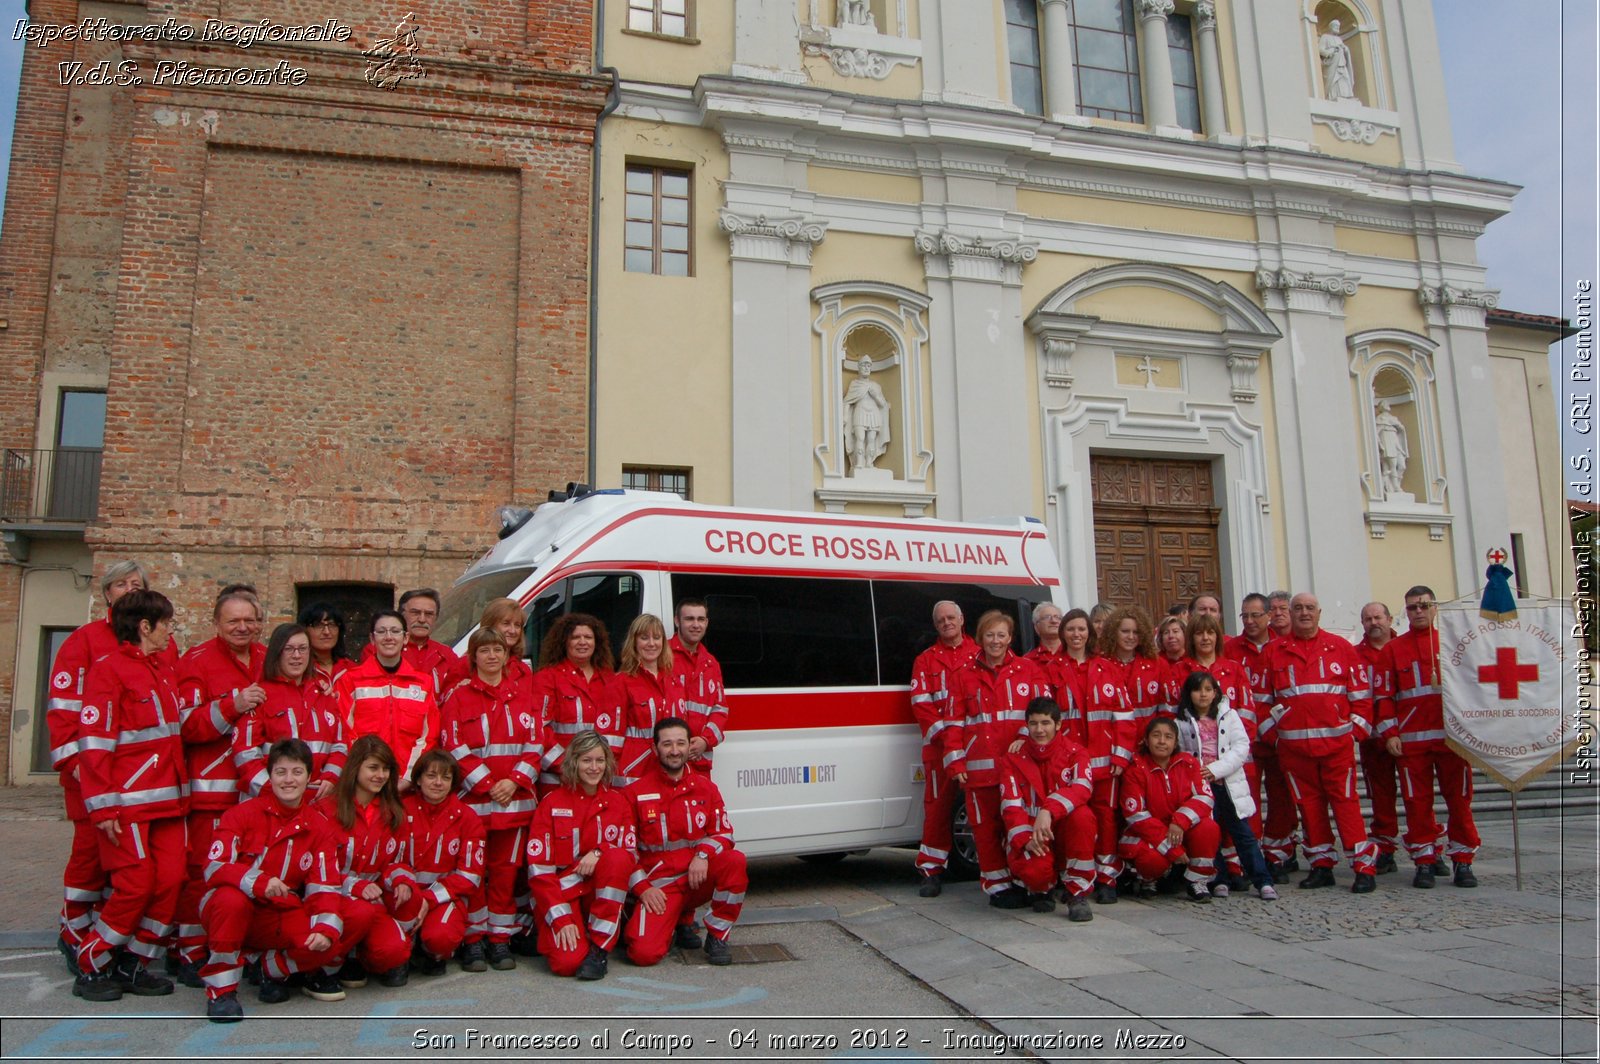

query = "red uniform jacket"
[669, 637, 728, 763]
[336, 656, 440, 780]
[1173, 656, 1257, 739]
[1120, 750, 1215, 839]
[47, 617, 178, 819]
[203, 792, 344, 939]
[233, 677, 347, 797]
[78, 643, 191, 825]
[527, 784, 637, 929]
[178, 638, 265, 812]
[438, 673, 541, 829]
[1258, 629, 1374, 755]
[1224, 634, 1278, 724]
[942, 653, 1050, 789]
[625, 766, 735, 894]
[1374, 627, 1444, 752]
[310, 658, 353, 699]
[534, 662, 625, 787]
[911, 636, 979, 753]
[402, 791, 486, 909]
[999, 734, 1093, 854]
[1083, 657, 1142, 775]
[1352, 632, 1398, 741]
[314, 797, 416, 898]
[617, 668, 686, 786]
[365, 638, 461, 700]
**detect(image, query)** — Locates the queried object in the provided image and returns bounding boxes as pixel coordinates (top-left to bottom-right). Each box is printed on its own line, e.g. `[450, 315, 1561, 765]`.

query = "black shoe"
[575, 944, 609, 981]
[243, 959, 261, 986]
[507, 931, 539, 957]
[485, 941, 516, 971]
[1066, 896, 1094, 922]
[988, 886, 1032, 910]
[1030, 892, 1056, 913]
[1186, 881, 1213, 903]
[674, 923, 703, 950]
[207, 991, 244, 1023]
[1268, 862, 1290, 884]
[458, 941, 488, 973]
[1280, 857, 1301, 874]
[1136, 878, 1159, 899]
[57, 935, 79, 977]
[173, 960, 203, 989]
[917, 872, 943, 898]
[111, 953, 175, 996]
[300, 969, 346, 1002]
[258, 977, 292, 1005]
[1351, 872, 1376, 894]
[72, 968, 123, 1002]
[1093, 882, 1119, 905]
[337, 959, 368, 988]
[1453, 863, 1478, 888]
[377, 963, 409, 987]
[704, 936, 732, 966]
[1298, 866, 1336, 889]
[163, 952, 180, 976]
[1413, 862, 1437, 889]
[1155, 867, 1186, 895]
[411, 946, 448, 977]
[1374, 851, 1398, 875]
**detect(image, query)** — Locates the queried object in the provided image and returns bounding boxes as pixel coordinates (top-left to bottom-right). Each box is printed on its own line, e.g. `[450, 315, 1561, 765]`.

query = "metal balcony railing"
[1, 448, 102, 524]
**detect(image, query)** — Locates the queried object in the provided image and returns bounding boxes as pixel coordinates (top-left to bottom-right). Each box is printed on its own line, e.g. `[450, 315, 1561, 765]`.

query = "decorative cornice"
[1310, 113, 1398, 145]
[1255, 268, 1360, 297]
[802, 42, 918, 80]
[914, 229, 1038, 265]
[719, 210, 828, 265]
[1417, 283, 1499, 309]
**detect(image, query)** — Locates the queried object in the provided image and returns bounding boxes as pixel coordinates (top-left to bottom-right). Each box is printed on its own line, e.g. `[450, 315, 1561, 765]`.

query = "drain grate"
[678, 942, 796, 966]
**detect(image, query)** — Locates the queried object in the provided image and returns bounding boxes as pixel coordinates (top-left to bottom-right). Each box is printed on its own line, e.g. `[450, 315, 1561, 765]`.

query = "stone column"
[1134, 0, 1179, 130]
[1193, 1, 1227, 136]
[1039, 0, 1078, 121]
[720, 210, 828, 509]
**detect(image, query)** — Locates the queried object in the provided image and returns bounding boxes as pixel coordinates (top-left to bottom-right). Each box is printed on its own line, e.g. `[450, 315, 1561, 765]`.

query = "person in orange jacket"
[337, 611, 439, 785]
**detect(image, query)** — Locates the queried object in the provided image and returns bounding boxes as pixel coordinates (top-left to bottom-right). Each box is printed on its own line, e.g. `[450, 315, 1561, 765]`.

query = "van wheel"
[798, 851, 849, 865]
[946, 792, 979, 882]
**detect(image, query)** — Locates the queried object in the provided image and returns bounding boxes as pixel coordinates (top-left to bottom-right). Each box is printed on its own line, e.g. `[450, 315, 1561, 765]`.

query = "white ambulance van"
[434, 488, 1066, 864]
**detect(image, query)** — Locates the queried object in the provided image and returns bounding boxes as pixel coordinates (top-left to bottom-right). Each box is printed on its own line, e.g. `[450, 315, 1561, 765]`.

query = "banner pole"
[1510, 789, 1523, 891]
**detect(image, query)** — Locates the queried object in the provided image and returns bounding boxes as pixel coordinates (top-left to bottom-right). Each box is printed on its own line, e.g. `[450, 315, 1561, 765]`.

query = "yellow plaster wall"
[596, 120, 733, 502]
[1076, 287, 1226, 331]
[605, 2, 733, 86]
[1018, 254, 1120, 318]
[1214, 0, 1245, 137]
[809, 167, 923, 204]
[1334, 226, 1418, 261]
[1015, 189, 1257, 242]
[1341, 286, 1428, 336]
[1366, 524, 1458, 608]
[810, 230, 927, 292]
[1311, 125, 1404, 168]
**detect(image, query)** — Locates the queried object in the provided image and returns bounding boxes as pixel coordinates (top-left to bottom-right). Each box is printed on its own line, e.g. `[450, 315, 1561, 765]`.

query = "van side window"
[523, 573, 643, 660]
[671, 574, 876, 689]
[872, 580, 1053, 683]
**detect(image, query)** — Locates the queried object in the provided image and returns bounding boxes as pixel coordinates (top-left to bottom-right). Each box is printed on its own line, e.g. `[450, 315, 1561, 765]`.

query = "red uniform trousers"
[1255, 750, 1300, 865]
[535, 849, 634, 976]
[470, 827, 527, 944]
[61, 808, 109, 949]
[175, 810, 224, 964]
[417, 896, 469, 961]
[1358, 738, 1402, 855]
[77, 818, 188, 973]
[199, 887, 373, 998]
[1399, 748, 1479, 865]
[1119, 818, 1222, 883]
[915, 746, 959, 876]
[1008, 805, 1096, 896]
[334, 890, 423, 974]
[625, 849, 747, 967]
[963, 785, 1012, 895]
[1089, 777, 1121, 887]
[1277, 746, 1377, 873]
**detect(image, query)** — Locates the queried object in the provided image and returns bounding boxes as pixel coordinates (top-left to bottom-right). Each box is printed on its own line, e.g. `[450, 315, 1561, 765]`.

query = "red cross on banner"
[1486, 547, 1508, 566]
[1476, 646, 1540, 700]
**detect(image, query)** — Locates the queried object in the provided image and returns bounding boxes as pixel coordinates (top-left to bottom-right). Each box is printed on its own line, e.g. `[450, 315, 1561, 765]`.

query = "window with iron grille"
[627, 0, 690, 39]
[624, 164, 692, 276]
[622, 465, 691, 499]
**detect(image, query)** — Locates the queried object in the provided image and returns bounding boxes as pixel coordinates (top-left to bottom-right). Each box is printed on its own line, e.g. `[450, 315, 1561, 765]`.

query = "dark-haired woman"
[72, 588, 188, 1002]
[298, 602, 354, 696]
[403, 750, 486, 976]
[198, 738, 369, 1022]
[336, 611, 439, 785]
[1118, 717, 1221, 902]
[532, 613, 624, 798]
[234, 624, 346, 802]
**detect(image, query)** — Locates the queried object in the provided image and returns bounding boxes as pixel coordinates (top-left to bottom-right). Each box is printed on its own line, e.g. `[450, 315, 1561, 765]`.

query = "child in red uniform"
[998, 697, 1098, 921]
[1119, 717, 1222, 902]
[403, 750, 486, 976]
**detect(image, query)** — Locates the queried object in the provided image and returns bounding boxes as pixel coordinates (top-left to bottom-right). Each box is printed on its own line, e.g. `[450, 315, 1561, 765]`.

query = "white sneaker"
[1212, 883, 1230, 898]
[1256, 883, 1279, 901]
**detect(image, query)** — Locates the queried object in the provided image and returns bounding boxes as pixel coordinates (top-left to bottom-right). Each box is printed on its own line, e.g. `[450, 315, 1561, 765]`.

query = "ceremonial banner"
[1439, 596, 1581, 791]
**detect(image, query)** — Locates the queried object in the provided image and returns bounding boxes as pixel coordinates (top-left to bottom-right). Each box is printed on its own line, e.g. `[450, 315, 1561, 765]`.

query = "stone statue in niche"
[844, 356, 891, 474]
[1319, 19, 1359, 103]
[837, 0, 877, 31]
[1374, 399, 1409, 497]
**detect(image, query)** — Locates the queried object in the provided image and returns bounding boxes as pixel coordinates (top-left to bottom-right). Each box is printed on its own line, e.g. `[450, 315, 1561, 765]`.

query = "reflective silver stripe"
[459, 872, 482, 888]
[965, 758, 996, 771]
[550, 722, 588, 734]
[460, 765, 490, 790]
[1397, 686, 1441, 700]
[964, 713, 994, 725]
[49, 696, 83, 714]
[909, 693, 934, 705]
[1279, 684, 1346, 697]
[703, 913, 733, 932]
[192, 779, 239, 793]
[711, 889, 745, 905]
[314, 914, 344, 936]
[414, 870, 442, 885]
[1400, 729, 1447, 743]
[1278, 724, 1352, 741]
[559, 872, 585, 891]
[589, 916, 618, 936]
[595, 886, 628, 903]
[50, 741, 80, 764]
[304, 883, 341, 897]
[624, 727, 653, 739]
[480, 744, 527, 757]
[544, 902, 573, 925]
[529, 863, 559, 876]
[238, 869, 262, 896]
[119, 784, 187, 806]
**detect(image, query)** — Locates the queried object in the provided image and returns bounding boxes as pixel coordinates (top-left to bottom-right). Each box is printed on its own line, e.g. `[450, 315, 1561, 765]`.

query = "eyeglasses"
[1240, 611, 1266, 620]
[1405, 602, 1436, 611]
[282, 645, 311, 655]
[307, 620, 339, 630]
[372, 627, 406, 637]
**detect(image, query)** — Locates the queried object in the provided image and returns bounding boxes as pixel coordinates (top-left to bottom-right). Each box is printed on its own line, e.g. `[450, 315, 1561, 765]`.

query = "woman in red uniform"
[1083, 606, 1161, 902]
[72, 589, 188, 1002]
[199, 738, 370, 1021]
[403, 750, 486, 976]
[440, 627, 541, 971]
[336, 611, 438, 786]
[234, 624, 347, 802]
[299, 602, 355, 697]
[1118, 717, 1221, 901]
[528, 731, 636, 980]
[315, 735, 419, 991]
[615, 614, 685, 788]
[1156, 616, 1188, 716]
[533, 613, 624, 797]
[1053, 608, 1095, 749]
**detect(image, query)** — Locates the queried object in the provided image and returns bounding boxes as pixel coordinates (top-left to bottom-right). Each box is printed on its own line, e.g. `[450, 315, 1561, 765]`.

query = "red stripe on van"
[541, 559, 1058, 587]
[723, 689, 913, 731]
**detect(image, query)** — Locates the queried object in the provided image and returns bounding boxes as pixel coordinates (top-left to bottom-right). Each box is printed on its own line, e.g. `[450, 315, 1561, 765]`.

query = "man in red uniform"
[1259, 593, 1378, 893]
[1377, 586, 1480, 889]
[1225, 592, 1299, 880]
[999, 697, 1096, 921]
[669, 598, 727, 773]
[1188, 594, 1224, 626]
[624, 717, 747, 967]
[172, 586, 267, 984]
[46, 560, 178, 971]
[398, 588, 462, 698]
[909, 600, 978, 897]
[1352, 600, 1403, 874]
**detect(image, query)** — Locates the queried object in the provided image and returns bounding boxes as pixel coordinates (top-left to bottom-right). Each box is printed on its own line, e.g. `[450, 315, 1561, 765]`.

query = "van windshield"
[434, 567, 534, 650]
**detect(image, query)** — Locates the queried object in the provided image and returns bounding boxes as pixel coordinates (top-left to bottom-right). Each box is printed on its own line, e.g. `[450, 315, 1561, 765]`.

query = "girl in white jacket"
[1173, 671, 1277, 901]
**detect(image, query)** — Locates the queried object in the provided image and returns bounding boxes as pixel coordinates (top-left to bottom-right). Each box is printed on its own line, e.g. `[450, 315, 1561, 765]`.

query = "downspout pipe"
[587, 0, 620, 487]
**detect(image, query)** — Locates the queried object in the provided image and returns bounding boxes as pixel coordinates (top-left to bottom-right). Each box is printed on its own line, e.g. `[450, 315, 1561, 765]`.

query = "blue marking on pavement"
[354, 998, 477, 1048]
[175, 1022, 319, 1057]
[574, 974, 767, 1011]
[10, 1019, 124, 1058]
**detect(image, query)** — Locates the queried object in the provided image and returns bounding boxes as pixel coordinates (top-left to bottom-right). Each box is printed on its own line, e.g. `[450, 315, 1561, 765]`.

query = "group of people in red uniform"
[909, 586, 1479, 912]
[46, 562, 747, 1023]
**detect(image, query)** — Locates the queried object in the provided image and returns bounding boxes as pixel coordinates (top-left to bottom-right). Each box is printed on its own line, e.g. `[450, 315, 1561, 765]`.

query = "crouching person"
[403, 751, 486, 976]
[528, 731, 636, 980]
[315, 736, 420, 993]
[1118, 717, 1222, 902]
[625, 717, 746, 967]
[999, 697, 1098, 922]
[200, 739, 370, 1022]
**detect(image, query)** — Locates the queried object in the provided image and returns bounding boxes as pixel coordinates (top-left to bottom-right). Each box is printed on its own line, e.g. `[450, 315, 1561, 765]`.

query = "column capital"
[1135, 0, 1175, 20]
[915, 229, 1038, 286]
[1418, 283, 1498, 329]
[1255, 267, 1359, 313]
[1194, 0, 1217, 30]
[719, 210, 828, 265]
